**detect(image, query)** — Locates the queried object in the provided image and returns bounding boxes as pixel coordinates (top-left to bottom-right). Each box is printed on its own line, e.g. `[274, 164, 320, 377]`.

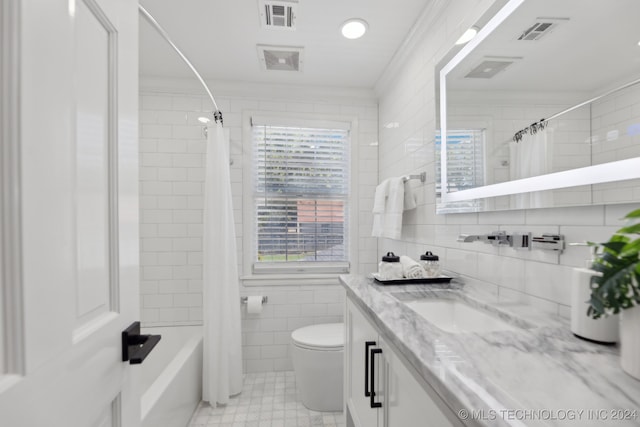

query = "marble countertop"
[339, 274, 640, 427]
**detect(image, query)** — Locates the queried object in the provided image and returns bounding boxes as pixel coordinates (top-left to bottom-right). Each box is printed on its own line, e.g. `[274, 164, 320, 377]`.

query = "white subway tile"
[285, 291, 314, 304]
[172, 265, 202, 280]
[140, 280, 158, 294]
[142, 124, 172, 139]
[158, 280, 188, 294]
[141, 152, 172, 167]
[142, 238, 173, 252]
[172, 153, 203, 168]
[139, 167, 158, 181]
[140, 253, 158, 267]
[144, 294, 173, 308]
[173, 293, 202, 307]
[189, 307, 203, 321]
[524, 262, 572, 306]
[142, 210, 172, 224]
[141, 95, 172, 110]
[272, 304, 301, 318]
[139, 139, 157, 153]
[156, 251, 187, 265]
[244, 332, 274, 346]
[172, 238, 202, 251]
[188, 168, 205, 182]
[260, 318, 288, 332]
[139, 224, 158, 238]
[142, 182, 173, 195]
[140, 196, 158, 210]
[173, 182, 203, 195]
[143, 266, 173, 280]
[172, 96, 202, 111]
[157, 308, 190, 322]
[173, 125, 203, 140]
[157, 195, 188, 210]
[157, 140, 187, 154]
[188, 252, 203, 265]
[173, 209, 202, 224]
[261, 345, 288, 359]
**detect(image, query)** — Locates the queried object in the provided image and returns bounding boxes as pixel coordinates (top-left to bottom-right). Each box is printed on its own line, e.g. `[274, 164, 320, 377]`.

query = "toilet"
[291, 323, 344, 412]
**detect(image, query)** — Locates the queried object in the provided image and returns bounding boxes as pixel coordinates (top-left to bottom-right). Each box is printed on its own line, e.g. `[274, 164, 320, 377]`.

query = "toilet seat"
[291, 323, 343, 351]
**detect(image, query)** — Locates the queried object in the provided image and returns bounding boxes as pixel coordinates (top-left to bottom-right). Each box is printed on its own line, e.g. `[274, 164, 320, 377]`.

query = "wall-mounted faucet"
[457, 231, 511, 246]
[458, 231, 564, 252]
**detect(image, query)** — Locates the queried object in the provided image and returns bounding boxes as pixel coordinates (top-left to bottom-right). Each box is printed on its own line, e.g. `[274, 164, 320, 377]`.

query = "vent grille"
[260, 0, 297, 30]
[517, 18, 568, 41]
[464, 57, 522, 79]
[257, 45, 304, 72]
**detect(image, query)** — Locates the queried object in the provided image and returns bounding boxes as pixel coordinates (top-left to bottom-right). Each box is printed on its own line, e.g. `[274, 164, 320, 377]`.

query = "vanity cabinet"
[345, 298, 461, 427]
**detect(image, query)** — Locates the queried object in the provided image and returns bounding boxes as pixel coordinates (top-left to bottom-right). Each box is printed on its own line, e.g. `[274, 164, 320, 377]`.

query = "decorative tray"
[371, 273, 453, 285]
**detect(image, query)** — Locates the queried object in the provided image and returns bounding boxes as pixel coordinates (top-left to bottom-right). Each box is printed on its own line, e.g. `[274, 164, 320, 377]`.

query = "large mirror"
[436, 0, 640, 213]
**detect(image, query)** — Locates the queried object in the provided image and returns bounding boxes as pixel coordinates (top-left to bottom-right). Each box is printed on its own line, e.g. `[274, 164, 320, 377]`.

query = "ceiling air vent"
[464, 57, 522, 79]
[259, 0, 297, 30]
[257, 45, 304, 72]
[517, 17, 568, 41]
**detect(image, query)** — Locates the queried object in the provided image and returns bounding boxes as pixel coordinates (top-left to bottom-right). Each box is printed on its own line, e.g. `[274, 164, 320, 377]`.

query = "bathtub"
[140, 325, 203, 427]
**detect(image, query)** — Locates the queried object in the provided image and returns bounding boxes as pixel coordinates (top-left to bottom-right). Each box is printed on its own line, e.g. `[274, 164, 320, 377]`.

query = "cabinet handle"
[370, 347, 382, 409]
[364, 341, 376, 397]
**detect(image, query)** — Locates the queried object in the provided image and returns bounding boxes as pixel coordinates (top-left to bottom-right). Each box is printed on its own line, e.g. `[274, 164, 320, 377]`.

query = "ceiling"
[139, 0, 431, 89]
[447, 0, 640, 94]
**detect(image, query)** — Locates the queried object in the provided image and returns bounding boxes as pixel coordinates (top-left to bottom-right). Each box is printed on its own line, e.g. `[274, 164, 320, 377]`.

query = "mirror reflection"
[437, 0, 640, 213]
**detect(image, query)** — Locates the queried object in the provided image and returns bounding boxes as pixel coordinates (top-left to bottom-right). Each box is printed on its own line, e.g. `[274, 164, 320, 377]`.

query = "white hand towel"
[371, 179, 390, 237]
[382, 177, 404, 239]
[400, 255, 425, 279]
[403, 180, 417, 211]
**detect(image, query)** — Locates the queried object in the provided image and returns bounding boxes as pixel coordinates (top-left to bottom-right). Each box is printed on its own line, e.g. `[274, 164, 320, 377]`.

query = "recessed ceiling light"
[198, 116, 211, 123]
[455, 26, 479, 45]
[341, 19, 368, 40]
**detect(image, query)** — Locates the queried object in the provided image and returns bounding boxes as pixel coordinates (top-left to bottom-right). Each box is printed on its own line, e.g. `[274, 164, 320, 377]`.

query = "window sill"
[241, 273, 344, 287]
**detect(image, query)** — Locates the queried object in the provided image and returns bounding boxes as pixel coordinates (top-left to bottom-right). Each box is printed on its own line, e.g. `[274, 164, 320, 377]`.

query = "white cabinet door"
[379, 339, 458, 427]
[0, 0, 140, 426]
[345, 299, 381, 427]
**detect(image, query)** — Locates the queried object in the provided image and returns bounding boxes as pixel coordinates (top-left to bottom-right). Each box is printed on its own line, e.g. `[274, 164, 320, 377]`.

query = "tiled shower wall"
[138, 80, 378, 372]
[375, 0, 640, 318]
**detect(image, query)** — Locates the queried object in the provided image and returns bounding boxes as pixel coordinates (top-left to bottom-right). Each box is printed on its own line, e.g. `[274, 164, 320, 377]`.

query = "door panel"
[380, 338, 458, 427]
[74, 0, 117, 330]
[345, 299, 379, 427]
[0, 0, 140, 426]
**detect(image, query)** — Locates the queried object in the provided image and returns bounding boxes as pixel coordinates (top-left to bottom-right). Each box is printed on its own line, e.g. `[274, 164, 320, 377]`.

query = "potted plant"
[588, 208, 640, 380]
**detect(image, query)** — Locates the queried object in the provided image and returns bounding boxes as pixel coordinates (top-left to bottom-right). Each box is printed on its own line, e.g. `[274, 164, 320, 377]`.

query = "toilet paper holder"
[240, 296, 268, 304]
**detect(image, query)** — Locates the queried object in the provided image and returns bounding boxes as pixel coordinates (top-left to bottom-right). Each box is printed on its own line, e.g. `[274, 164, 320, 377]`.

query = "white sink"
[405, 299, 520, 333]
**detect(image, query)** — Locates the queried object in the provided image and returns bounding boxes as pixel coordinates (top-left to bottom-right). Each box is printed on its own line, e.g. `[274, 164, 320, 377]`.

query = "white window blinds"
[436, 129, 485, 194]
[252, 121, 350, 272]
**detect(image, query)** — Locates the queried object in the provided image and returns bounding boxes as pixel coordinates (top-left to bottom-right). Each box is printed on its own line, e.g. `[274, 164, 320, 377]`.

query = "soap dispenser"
[570, 258, 619, 344]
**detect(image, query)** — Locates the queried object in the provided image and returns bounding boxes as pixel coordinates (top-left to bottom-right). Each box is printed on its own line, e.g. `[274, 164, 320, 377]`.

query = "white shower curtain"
[510, 127, 554, 209]
[202, 122, 243, 406]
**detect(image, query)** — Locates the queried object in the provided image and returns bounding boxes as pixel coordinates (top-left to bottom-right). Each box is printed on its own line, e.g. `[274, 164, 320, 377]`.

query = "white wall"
[138, 79, 378, 372]
[375, 0, 640, 318]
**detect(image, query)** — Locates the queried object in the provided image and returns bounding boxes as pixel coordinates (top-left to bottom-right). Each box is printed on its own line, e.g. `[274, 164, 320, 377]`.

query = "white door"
[0, 0, 140, 426]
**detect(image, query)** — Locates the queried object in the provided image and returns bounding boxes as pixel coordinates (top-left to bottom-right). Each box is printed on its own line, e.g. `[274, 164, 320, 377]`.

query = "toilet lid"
[291, 323, 344, 350]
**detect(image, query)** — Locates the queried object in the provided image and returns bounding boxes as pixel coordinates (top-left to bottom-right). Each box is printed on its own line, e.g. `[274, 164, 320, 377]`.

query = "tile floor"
[189, 371, 346, 427]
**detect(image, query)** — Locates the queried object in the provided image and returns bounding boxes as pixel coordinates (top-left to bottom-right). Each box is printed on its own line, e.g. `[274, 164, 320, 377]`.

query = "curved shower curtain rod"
[138, 5, 223, 124]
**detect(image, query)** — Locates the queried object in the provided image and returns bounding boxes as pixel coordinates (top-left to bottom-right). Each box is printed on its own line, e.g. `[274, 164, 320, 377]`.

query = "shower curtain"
[510, 127, 554, 209]
[202, 122, 243, 406]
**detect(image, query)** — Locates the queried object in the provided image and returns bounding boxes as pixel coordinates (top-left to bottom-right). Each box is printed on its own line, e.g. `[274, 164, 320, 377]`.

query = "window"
[436, 129, 485, 211]
[251, 119, 350, 274]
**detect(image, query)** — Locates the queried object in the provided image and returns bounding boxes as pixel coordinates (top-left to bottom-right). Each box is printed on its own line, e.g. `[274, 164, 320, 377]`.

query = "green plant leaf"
[620, 238, 640, 258]
[587, 208, 640, 319]
[616, 223, 640, 235]
[624, 208, 640, 219]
